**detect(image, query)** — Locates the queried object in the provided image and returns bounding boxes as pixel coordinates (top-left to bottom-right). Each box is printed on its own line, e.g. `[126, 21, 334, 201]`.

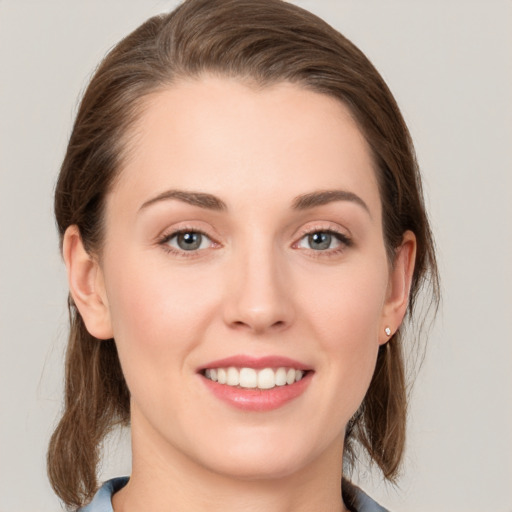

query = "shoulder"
[342, 479, 391, 512]
[79, 477, 129, 512]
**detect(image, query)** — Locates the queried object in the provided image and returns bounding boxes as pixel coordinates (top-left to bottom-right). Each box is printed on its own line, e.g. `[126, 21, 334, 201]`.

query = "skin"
[64, 76, 416, 512]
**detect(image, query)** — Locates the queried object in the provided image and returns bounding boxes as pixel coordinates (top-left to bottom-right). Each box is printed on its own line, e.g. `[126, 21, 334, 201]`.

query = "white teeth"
[226, 367, 239, 386]
[275, 367, 287, 386]
[286, 368, 296, 385]
[204, 367, 306, 389]
[217, 368, 227, 384]
[239, 368, 257, 388]
[257, 368, 275, 389]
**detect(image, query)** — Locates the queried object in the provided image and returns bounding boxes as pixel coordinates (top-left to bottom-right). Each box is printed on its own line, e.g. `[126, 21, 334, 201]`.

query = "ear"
[62, 225, 113, 340]
[379, 230, 417, 345]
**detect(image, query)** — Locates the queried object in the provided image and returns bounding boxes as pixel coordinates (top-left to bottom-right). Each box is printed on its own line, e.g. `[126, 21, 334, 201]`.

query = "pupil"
[178, 232, 201, 250]
[309, 232, 331, 250]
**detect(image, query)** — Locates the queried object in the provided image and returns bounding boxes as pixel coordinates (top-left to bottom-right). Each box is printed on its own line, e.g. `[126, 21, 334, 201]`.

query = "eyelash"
[157, 227, 217, 258]
[157, 226, 352, 258]
[294, 227, 353, 257]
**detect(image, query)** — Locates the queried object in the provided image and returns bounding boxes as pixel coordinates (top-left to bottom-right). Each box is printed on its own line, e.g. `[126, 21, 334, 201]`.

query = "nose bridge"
[223, 233, 294, 333]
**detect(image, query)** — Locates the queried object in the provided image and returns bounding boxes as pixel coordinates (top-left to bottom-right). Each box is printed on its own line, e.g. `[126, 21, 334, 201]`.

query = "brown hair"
[49, 0, 440, 508]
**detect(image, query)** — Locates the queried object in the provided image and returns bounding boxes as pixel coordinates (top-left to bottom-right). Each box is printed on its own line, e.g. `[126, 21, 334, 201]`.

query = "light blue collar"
[80, 476, 389, 512]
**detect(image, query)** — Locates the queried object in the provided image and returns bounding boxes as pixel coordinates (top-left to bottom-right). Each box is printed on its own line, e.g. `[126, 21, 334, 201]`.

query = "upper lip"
[199, 355, 312, 371]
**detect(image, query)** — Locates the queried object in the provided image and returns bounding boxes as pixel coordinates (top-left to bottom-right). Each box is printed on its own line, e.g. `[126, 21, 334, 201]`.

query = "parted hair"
[49, 0, 440, 508]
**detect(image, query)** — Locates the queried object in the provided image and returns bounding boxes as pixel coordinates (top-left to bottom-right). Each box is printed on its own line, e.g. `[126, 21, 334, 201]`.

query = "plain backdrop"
[1, 1, 511, 511]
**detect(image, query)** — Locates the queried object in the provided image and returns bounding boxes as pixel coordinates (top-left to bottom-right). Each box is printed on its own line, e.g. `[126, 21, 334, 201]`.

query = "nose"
[222, 243, 295, 335]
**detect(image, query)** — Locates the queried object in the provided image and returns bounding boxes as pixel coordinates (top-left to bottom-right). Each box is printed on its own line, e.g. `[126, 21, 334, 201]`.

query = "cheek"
[101, 256, 224, 422]
[301, 259, 388, 340]
[297, 258, 388, 393]
[102, 254, 222, 365]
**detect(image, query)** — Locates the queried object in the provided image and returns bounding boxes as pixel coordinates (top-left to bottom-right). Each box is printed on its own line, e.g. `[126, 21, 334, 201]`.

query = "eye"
[165, 230, 213, 251]
[296, 230, 349, 251]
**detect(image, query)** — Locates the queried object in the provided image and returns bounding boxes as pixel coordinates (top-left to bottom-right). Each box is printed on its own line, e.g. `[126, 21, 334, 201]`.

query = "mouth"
[198, 355, 313, 410]
[202, 366, 308, 390]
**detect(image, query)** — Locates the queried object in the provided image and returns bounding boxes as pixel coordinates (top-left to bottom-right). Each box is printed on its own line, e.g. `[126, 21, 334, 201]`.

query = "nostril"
[228, 318, 288, 333]
[223, 290, 295, 333]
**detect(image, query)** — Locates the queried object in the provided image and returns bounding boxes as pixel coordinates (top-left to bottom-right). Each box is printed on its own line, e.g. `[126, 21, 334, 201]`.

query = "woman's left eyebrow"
[139, 189, 227, 212]
[291, 190, 371, 217]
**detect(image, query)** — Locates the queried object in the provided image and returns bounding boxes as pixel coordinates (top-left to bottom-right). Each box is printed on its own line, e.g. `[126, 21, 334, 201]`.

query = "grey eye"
[297, 231, 345, 251]
[168, 232, 211, 251]
[307, 232, 332, 250]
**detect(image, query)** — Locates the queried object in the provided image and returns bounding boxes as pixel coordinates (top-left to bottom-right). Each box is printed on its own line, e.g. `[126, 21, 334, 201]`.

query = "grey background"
[1, 1, 511, 511]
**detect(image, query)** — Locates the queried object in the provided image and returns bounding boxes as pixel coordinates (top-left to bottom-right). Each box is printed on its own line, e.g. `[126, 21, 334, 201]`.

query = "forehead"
[109, 76, 380, 216]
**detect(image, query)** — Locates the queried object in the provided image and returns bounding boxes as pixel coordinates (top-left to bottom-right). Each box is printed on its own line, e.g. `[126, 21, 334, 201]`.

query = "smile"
[204, 367, 306, 390]
[199, 355, 313, 411]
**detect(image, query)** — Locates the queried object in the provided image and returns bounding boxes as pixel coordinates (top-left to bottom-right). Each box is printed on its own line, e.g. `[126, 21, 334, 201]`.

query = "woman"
[48, 0, 439, 510]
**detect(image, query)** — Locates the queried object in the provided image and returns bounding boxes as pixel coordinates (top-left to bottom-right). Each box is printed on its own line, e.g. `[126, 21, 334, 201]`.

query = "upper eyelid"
[161, 227, 210, 239]
[157, 223, 219, 243]
[155, 221, 351, 245]
[295, 229, 351, 245]
[294, 222, 351, 239]
[299, 226, 343, 236]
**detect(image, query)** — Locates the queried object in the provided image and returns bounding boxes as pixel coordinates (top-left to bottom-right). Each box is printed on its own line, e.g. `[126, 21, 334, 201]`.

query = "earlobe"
[62, 225, 113, 340]
[380, 230, 417, 344]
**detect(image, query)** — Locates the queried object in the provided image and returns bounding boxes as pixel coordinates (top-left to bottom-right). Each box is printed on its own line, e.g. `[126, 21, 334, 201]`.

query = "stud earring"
[385, 327, 392, 336]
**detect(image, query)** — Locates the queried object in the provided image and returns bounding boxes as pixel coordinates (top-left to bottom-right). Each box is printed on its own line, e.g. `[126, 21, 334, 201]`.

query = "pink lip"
[198, 354, 314, 412]
[199, 354, 312, 371]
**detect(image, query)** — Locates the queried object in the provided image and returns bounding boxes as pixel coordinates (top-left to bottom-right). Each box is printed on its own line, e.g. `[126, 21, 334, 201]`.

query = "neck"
[113, 417, 348, 512]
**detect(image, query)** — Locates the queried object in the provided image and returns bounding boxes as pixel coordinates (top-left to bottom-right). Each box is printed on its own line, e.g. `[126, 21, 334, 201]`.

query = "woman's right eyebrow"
[138, 189, 228, 212]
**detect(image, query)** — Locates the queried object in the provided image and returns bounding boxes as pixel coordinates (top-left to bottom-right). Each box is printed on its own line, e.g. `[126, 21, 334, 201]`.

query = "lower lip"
[200, 372, 313, 411]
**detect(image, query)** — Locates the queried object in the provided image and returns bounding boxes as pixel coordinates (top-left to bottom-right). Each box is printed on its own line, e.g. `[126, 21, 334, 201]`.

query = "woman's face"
[83, 77, 411, 481]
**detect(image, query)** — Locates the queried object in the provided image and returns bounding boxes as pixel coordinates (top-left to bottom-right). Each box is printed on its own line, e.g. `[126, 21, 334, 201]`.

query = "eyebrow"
[139, 189, 227, 212]
[139, 188, 369, 216]
[292, 190, 370, 215]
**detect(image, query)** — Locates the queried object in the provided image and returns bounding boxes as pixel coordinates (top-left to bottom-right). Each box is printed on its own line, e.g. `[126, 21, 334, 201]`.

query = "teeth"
[240, 368, 257, 388]
[226, 367, 239, 386]
[204, 367, 306, 389]
[275, 367, 287, 386]
[217, 368, 227, 384]
[257, 368, 275, 389]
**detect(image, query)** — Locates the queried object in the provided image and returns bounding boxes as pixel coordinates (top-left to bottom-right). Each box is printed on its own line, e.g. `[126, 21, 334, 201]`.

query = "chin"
[201, 450, 311, 482]
[187, 425, 341, 483]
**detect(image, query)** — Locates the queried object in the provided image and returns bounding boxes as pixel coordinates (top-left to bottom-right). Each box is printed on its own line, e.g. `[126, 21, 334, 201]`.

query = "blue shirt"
[80, 477, 390, 512]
